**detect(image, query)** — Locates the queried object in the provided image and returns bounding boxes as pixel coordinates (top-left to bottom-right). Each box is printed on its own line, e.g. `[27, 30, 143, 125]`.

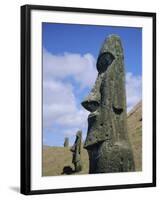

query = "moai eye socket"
[97, 52, 115, 73]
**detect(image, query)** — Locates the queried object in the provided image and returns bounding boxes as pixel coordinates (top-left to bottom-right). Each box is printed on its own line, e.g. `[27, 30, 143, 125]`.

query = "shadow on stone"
[61, 166, 74, 175]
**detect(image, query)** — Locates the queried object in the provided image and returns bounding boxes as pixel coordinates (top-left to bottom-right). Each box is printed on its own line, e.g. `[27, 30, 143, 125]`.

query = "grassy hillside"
[127, 101, 142, 171]
[43, 101, 142, 176]
[42, 146, 89, 176]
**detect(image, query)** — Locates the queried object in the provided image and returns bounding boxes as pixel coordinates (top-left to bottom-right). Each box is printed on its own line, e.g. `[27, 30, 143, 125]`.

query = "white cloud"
[43, 80, 75, 106]
[43, 79, 89, 130]
[43, 49, 93, 136]
[43, 48, 97, 88]
[126, 72, 142, 111]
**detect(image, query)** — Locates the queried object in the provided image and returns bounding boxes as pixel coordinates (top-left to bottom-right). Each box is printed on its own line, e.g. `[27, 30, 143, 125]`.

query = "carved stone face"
[81, 35, 126, 149]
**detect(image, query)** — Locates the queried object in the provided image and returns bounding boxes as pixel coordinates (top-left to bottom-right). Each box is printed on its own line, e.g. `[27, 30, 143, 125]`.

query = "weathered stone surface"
[64, 137, 69, 147]
[70, 130, 83, 172]
[81, 35, 135, 173]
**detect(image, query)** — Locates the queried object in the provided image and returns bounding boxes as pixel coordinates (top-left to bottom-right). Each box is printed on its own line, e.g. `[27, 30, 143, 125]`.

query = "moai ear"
[97, 52, 115, 73]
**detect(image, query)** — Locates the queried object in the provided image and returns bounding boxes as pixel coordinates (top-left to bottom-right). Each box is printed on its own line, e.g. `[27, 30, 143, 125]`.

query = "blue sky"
[42, 23, 142, 147]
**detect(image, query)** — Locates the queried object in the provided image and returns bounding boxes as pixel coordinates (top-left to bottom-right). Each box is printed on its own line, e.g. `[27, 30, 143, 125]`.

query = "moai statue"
[64, 137, 69, 147]
[81, 35, 135, 173]
[70, 130, 83, 172]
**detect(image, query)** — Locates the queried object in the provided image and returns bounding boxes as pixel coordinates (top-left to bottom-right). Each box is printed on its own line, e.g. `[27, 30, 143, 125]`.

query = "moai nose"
[81, 74, 102, 112]
[81, 98, 99, 112]
[81, 85, 100, 112]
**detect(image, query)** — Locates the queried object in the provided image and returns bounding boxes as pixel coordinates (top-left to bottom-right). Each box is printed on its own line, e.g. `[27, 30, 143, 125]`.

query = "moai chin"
[64, 137, 69, 147]
[70, 130, 83, 172]
[81, 35, 135, 173]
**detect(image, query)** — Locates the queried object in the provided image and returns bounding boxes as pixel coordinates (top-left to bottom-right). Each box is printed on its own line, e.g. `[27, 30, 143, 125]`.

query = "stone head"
[81, 35, 125, 148]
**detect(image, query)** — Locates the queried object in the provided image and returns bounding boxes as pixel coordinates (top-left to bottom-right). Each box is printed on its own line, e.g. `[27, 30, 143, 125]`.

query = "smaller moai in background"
[64, 137, 69, 147]
[70, 130, 83, 172]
